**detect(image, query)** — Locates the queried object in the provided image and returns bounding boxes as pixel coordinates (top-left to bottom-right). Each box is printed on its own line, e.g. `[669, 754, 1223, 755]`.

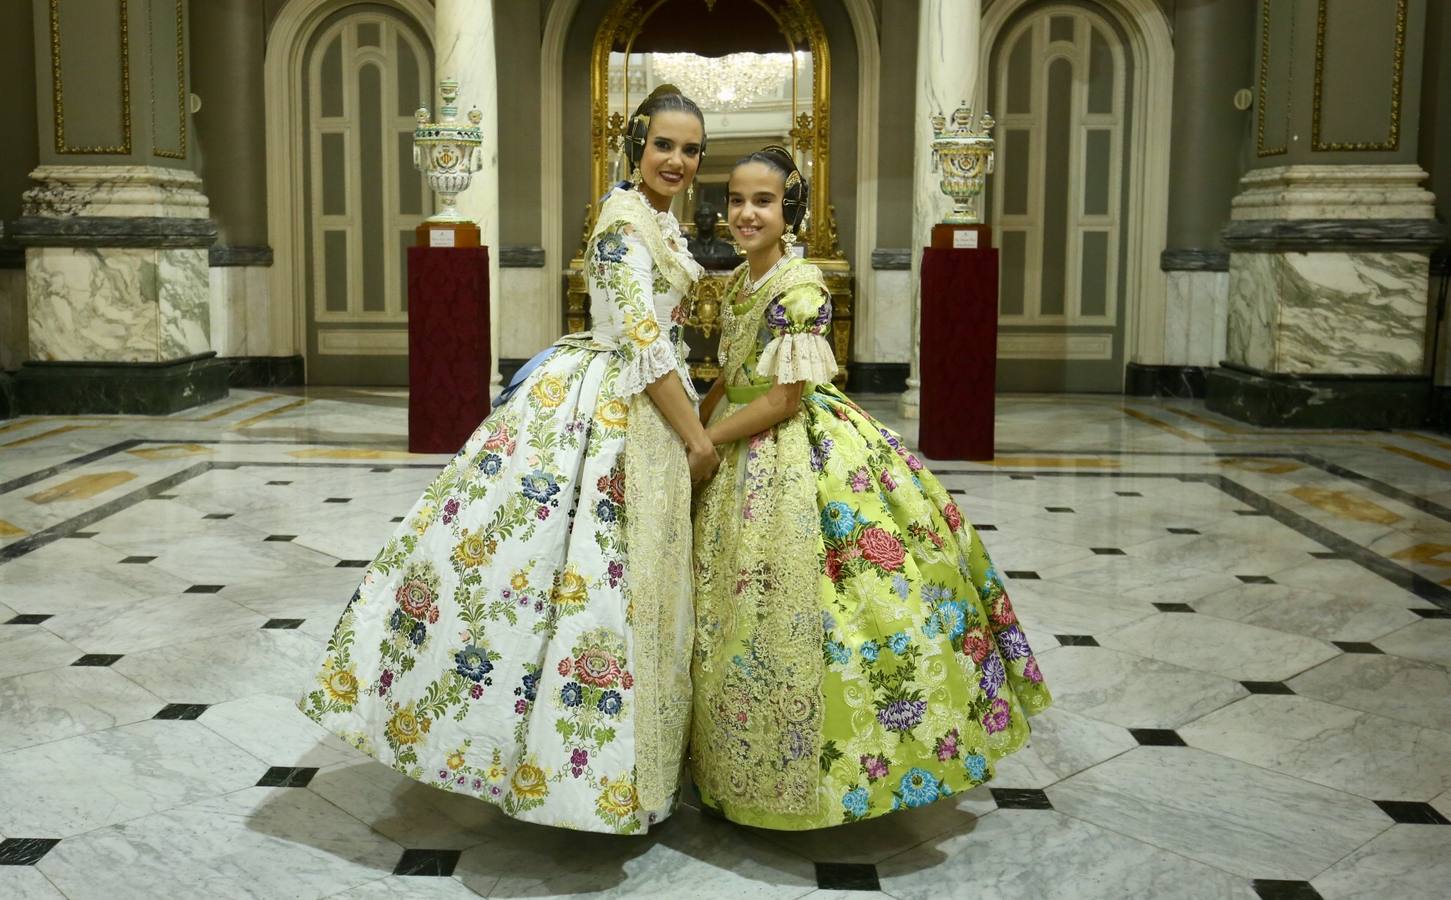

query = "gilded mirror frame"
[587, 0, 843, 260]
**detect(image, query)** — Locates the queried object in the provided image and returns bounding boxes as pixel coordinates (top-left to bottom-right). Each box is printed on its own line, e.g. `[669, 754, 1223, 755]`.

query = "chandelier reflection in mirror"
[650, 52, 797, 111]
[575, 0, 852, 386]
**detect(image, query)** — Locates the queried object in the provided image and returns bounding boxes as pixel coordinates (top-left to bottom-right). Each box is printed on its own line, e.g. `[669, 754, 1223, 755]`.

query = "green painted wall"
[0, 0, 38, 229]
[875, 0, 916, 249]
[191, 0, 269, 246]
[1249, 0, 1427, 168]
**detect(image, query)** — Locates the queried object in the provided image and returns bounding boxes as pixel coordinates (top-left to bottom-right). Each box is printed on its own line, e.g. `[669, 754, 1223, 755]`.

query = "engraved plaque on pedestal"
[417, 220, 481, 248]
[931, 223, 993, 250]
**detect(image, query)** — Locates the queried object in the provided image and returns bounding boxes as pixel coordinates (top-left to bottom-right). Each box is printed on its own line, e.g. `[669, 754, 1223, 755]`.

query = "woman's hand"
[688, 443, 720, 484]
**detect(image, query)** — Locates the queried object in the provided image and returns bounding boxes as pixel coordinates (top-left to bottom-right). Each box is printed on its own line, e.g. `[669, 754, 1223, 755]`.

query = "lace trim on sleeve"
[755, 332, 838, 385]
[615, 333, 687, 401]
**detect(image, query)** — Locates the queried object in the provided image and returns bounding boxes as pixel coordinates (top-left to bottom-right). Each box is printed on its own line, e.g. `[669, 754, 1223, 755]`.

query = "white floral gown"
[299, 187, 702, 834]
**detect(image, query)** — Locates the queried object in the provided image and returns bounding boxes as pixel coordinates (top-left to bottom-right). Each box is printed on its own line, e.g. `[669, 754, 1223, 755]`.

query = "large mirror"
[607, 49, 813, 258]
[571, 0, 852, 383]
[588, 0, 841, 261]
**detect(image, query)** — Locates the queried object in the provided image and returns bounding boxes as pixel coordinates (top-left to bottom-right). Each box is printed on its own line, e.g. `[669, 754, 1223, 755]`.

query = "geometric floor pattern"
[2, 387, 1450, 899]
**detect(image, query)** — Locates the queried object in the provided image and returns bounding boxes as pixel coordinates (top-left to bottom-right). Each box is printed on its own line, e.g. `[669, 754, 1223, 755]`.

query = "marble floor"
[1, 388, 1450, 899]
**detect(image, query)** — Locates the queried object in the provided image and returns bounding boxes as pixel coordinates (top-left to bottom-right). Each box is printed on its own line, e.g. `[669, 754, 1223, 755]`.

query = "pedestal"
[918, 247, 999, 460]
[406, 247, 490, 453]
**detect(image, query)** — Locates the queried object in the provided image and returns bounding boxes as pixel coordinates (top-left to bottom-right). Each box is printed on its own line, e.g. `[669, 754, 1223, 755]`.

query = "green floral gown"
[299, 187, 701, 834]
[691, 257, 1053, 829]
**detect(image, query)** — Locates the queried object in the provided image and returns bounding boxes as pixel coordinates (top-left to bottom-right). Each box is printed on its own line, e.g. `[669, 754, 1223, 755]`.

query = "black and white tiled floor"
[2, 388, 1450, 898]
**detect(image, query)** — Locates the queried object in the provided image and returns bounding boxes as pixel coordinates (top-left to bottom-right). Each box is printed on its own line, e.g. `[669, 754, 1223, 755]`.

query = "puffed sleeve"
[756, 282, 838, 385]
[587, 222, 686, 400]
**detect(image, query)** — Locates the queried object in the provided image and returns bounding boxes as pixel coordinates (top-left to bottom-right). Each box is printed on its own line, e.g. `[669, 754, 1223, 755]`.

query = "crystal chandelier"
[649, 52, 793, 111]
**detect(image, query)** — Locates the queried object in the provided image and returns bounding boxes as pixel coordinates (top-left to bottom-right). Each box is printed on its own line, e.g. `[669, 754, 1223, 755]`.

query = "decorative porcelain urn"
[931, 102, 995, 225]
[413, 78, 484, 225]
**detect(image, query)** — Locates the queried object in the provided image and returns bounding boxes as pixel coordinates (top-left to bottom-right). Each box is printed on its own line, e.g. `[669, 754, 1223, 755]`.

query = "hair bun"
[647, 83, 683, 99]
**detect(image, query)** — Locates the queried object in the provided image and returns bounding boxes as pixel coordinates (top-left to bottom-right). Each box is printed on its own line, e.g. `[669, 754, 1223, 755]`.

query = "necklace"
[748, 254, 791, 294]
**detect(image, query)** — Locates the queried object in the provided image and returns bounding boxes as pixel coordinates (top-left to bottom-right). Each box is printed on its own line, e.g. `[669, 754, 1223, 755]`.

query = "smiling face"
[637, 110, 704, 212]
[726, 160, 789, 257]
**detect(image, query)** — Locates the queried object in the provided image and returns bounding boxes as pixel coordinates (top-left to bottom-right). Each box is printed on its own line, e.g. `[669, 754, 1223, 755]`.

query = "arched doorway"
[981, 0, 1172, 392]
[264, 0, 435, 385]
[303, 8, 432, 384]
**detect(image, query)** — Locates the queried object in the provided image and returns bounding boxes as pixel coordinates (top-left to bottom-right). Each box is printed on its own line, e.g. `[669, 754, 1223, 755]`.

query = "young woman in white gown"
[300, 85, 716, 835]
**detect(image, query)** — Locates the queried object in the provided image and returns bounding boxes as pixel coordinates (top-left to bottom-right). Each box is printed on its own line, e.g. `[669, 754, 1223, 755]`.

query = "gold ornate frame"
[587, 0, 842, 260]
[568, 0, 853, 381]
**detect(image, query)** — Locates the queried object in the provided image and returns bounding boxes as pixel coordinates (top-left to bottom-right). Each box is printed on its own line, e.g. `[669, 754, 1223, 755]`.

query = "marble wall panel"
[208, 267, 241, 357]
[863, 269, 912, 363]
[242, 266, 272, 357]
[1228, 250, 1430, 376]
[158, 250, 211, 359]
[1209, 270, 1230, 367]
[499, 267, 552, 359]
[1275, 252, 1428, 375]
[0, 269, 28, 370]
[1163, 272, 1192, 364]
[1226, 253, 1279, 370]
[27, 248, 160, 362]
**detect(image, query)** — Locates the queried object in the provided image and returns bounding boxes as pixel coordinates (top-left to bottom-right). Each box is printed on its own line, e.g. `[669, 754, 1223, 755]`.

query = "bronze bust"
[687, 202, 741, 270]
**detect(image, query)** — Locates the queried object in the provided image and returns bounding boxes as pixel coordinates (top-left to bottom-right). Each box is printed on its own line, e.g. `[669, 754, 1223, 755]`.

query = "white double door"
[301, 8, 432, 385]
[989, 3, 1132, 392]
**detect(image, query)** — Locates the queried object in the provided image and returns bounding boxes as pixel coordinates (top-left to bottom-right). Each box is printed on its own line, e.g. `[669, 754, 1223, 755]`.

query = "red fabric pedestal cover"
[918, 247, 999, 461]
[406, 246, 491, 454]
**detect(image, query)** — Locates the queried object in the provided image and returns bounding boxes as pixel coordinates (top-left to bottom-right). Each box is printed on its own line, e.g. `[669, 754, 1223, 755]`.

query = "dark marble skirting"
[1159, 249, 1229, 272]
[1221, 219, 1446, 253]
[499, 246, 546, 268]
[847, 362, 909, 394]
[221, 355, 305, 388]
[10, 216, 218, 249]
[1125, 363, 1208, 398]
[0, 371, 17, 419]
[1206, 363, 1430, 429]
[871, 248, 912, 270]
[13, 353, 229, 415]
[1432, 386, 1451, 434]
[209, 245, 274, 267]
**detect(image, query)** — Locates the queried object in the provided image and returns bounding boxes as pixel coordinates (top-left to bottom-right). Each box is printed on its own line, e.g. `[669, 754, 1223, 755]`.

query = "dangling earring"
[630, 166, 643, 187]
[687, 182, 695, 203]
[781, 230, 798, 249]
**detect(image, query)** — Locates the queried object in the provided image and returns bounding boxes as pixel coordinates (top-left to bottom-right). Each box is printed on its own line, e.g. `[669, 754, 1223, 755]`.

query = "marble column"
[13, 0, 225, 414]
[899, 0, 979, 418]
[1141, 0, 1254, 395]
[191, 0, 280, 371]
[435, 0, 502, 389]
[1208, 0, 1442, 428]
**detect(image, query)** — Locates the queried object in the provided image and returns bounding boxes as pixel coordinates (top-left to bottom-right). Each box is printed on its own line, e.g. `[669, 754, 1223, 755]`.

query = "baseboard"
[846, 362, 909, 393]
[14, 353, 230, 415]
[0, 371, 16, 419]
[220, 355, 305, 388]
[1125, 363, 1207, 399]
[1432, 385, 1451, 434]
[499, 357, 527, 385]
[1205, 363, 1430, 429]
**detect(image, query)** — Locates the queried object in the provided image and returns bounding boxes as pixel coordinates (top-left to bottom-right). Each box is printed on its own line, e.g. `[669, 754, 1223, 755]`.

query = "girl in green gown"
[690, 146, 1053, 829]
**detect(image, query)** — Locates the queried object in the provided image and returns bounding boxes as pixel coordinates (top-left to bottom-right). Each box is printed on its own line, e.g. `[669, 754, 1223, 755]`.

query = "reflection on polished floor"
[1, 388, 1450, 899]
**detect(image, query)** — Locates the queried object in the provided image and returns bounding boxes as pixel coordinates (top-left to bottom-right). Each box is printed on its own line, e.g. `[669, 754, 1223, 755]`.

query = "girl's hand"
[688, 444, 720, 484]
